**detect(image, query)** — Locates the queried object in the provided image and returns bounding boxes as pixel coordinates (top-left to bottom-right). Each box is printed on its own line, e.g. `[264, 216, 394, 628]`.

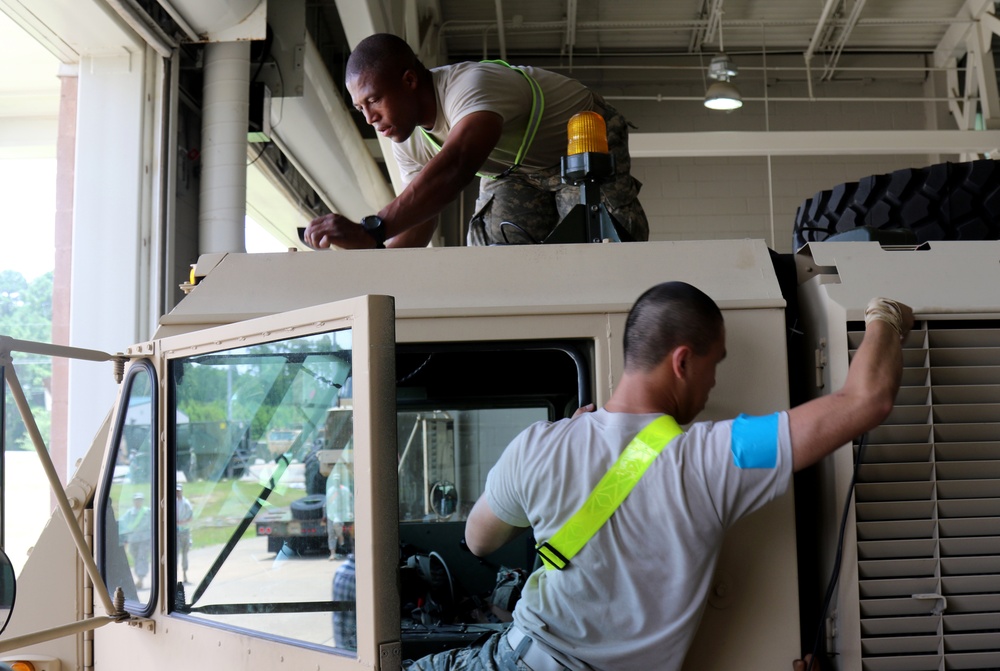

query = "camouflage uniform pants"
[404, 629, 536, 671]
[467, 99, 648, 245]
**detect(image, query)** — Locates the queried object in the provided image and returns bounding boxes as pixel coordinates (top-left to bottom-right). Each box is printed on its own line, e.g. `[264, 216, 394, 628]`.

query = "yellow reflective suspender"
[535, 415, 684, 571]
[418, 60, 545, 180]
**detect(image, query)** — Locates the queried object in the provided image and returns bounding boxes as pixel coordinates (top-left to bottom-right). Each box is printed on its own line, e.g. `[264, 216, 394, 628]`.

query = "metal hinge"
[125, 617, 156, 633]
[825, 610, 837, 652]
[815, 337, 827, 389]
[379, 641, 401, 671]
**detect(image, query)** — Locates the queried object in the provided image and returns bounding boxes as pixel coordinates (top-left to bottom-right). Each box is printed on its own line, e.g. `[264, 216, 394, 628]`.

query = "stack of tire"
[282, 494, 326, 555]
[792, 159, 1000, 251]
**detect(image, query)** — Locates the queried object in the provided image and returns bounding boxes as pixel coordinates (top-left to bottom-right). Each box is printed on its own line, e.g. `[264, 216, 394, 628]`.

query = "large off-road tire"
[290, 494, 326, 521]
[792, 160, 1000, 250]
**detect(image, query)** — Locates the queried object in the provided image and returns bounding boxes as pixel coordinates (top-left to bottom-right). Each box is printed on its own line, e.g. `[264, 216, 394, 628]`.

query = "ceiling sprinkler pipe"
[199, 41, 250, 254]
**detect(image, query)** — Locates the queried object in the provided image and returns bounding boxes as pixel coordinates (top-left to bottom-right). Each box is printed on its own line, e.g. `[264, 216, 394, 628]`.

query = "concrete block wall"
[572, 55, 953, 252]
[629, 153, 929, 252]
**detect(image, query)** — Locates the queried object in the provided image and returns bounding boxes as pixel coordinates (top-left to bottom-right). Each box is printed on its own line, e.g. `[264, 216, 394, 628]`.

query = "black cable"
[499, 221, 540, 244]
[247, 142, 271, 167]
[397, 353, 434, 384]
[808, 433, 868, 670]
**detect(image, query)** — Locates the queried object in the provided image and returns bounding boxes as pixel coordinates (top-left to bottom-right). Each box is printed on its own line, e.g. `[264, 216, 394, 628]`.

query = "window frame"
[95, 357, 159, 617]
[154, 295, 398, 662]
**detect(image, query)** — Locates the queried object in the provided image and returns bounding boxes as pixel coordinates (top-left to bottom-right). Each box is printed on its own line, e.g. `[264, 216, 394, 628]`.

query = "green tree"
[0, 270, 54, 450]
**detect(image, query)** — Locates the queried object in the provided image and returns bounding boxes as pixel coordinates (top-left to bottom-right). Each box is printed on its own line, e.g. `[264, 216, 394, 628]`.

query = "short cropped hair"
[623, 282, 724, 372]
[347, 33, 426, 81]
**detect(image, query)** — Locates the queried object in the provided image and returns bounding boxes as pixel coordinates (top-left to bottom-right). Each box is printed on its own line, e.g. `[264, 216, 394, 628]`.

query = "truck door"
[93, 294, 400, 670]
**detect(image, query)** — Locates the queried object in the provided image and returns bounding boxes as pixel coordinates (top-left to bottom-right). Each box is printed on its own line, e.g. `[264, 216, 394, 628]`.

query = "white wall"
[68, 48, 154, 468]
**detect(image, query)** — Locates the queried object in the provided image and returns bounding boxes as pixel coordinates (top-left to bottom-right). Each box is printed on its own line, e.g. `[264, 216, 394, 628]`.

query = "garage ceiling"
[322, 0, 1000, 128]
[425, 0, 992, 79]
[437, 0, 974, 56]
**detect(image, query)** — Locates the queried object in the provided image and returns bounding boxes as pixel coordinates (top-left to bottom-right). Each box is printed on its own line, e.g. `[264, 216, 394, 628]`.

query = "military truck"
[4, 236, 1000, 671]
[253, 410, 355, 556]
[5, 1, 1000, 668]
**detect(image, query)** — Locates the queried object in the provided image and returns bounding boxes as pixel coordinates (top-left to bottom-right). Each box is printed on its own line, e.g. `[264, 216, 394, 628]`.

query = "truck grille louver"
[849, 321, 1000, 671]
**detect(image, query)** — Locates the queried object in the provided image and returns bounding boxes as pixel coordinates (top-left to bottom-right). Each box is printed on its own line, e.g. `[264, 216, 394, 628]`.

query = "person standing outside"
[120, 492, 152, 590]
[304, 32, 647, 250]
[405, 282, 912, 671]
[175, 484, 193, 584]
[332, 554, 357, 651]
[326, 471, 354, 560]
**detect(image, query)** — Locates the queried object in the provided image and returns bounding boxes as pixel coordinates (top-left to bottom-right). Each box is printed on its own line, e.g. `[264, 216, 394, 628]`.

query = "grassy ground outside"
[115, 477, 306, 548]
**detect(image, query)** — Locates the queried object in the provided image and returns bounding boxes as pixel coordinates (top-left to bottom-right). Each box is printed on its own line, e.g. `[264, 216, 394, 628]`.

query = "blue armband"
[731, 413, 779, 469]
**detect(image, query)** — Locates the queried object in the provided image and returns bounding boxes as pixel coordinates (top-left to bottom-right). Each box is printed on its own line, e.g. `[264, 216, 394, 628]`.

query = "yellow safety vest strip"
[419, 60, 545, 180]
[536, 415, 684, 571]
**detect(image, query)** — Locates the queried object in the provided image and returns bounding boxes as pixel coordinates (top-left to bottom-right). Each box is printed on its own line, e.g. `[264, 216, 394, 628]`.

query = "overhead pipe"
[440, 16, 971, 37]
[606, 94, 971, 103]
[198, 41, 250, 254]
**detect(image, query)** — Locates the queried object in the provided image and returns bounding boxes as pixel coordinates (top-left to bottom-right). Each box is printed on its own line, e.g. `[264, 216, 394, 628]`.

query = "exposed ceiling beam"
[629, 130, 1000, 157]
[804, 0, 841, 64]
[495, 0, 506, 61]
[933, 0, 992, 67]
[974, 14, 1000, 128]
[822, 0, 867, 80]
[688, 0, 721, 53]
[945, 57, 976, 130]
[565, 0, 577, 69]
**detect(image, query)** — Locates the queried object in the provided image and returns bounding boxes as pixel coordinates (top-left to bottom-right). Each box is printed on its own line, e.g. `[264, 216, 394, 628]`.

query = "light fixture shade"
[704, 80, 743, 110]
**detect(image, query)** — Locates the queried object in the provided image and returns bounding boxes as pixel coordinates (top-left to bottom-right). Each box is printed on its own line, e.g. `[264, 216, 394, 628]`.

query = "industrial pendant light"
[704, 17, 743, 110]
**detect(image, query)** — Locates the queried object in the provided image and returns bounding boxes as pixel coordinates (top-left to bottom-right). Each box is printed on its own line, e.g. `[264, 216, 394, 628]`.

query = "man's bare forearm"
[788, 300, 913, 471]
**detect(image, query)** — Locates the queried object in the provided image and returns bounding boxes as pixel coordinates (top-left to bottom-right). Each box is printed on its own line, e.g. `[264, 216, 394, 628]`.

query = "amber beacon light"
[543, 111, 623, 244]
[566, 111, 609, 156]
[560, 112, 614, 184]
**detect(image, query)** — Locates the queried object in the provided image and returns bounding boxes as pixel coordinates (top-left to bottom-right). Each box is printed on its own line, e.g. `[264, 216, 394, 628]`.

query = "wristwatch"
[360, 215, 386, 249]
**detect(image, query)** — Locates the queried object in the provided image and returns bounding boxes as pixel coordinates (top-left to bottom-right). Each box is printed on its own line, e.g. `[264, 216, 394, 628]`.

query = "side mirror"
[0, 548, 15, 635]
[430, 481, 457, 520]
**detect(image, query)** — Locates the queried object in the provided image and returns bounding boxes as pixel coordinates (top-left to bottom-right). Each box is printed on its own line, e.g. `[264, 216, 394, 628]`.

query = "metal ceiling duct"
[267, 35, 395, 224]
[198, 41, 250, 254]
[155, 0, 263, 39]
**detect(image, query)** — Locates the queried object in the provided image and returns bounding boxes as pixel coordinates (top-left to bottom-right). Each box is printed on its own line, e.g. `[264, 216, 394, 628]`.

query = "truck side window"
[98, 360, 156, 613]
[393, 342, 589, 659]
[167, 329, 355, 653]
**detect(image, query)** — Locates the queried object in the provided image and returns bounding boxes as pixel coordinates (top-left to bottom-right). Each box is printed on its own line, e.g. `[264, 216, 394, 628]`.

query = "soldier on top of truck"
[302, 33, 648, 250]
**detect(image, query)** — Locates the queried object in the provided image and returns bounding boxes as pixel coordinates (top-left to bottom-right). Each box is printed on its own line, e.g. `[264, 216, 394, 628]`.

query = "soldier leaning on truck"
[303, 33, 648, 250]
[403, 282, 913, 671]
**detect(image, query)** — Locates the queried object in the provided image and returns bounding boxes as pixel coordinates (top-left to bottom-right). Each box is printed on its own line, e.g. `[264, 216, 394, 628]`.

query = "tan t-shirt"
[393, 61, 595, 186]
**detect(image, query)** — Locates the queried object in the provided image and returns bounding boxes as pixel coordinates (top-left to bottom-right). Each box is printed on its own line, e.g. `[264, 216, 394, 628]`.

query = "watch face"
[361, 215, 385, 244]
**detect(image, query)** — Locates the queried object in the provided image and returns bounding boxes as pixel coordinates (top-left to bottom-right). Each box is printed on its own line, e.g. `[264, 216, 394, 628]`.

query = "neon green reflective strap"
[418, 60, 544, 180]
[536, 415, 684, 571]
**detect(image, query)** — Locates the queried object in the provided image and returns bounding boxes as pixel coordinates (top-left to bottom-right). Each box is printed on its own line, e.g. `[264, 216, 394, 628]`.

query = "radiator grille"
[849, 321, 1000, 671]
